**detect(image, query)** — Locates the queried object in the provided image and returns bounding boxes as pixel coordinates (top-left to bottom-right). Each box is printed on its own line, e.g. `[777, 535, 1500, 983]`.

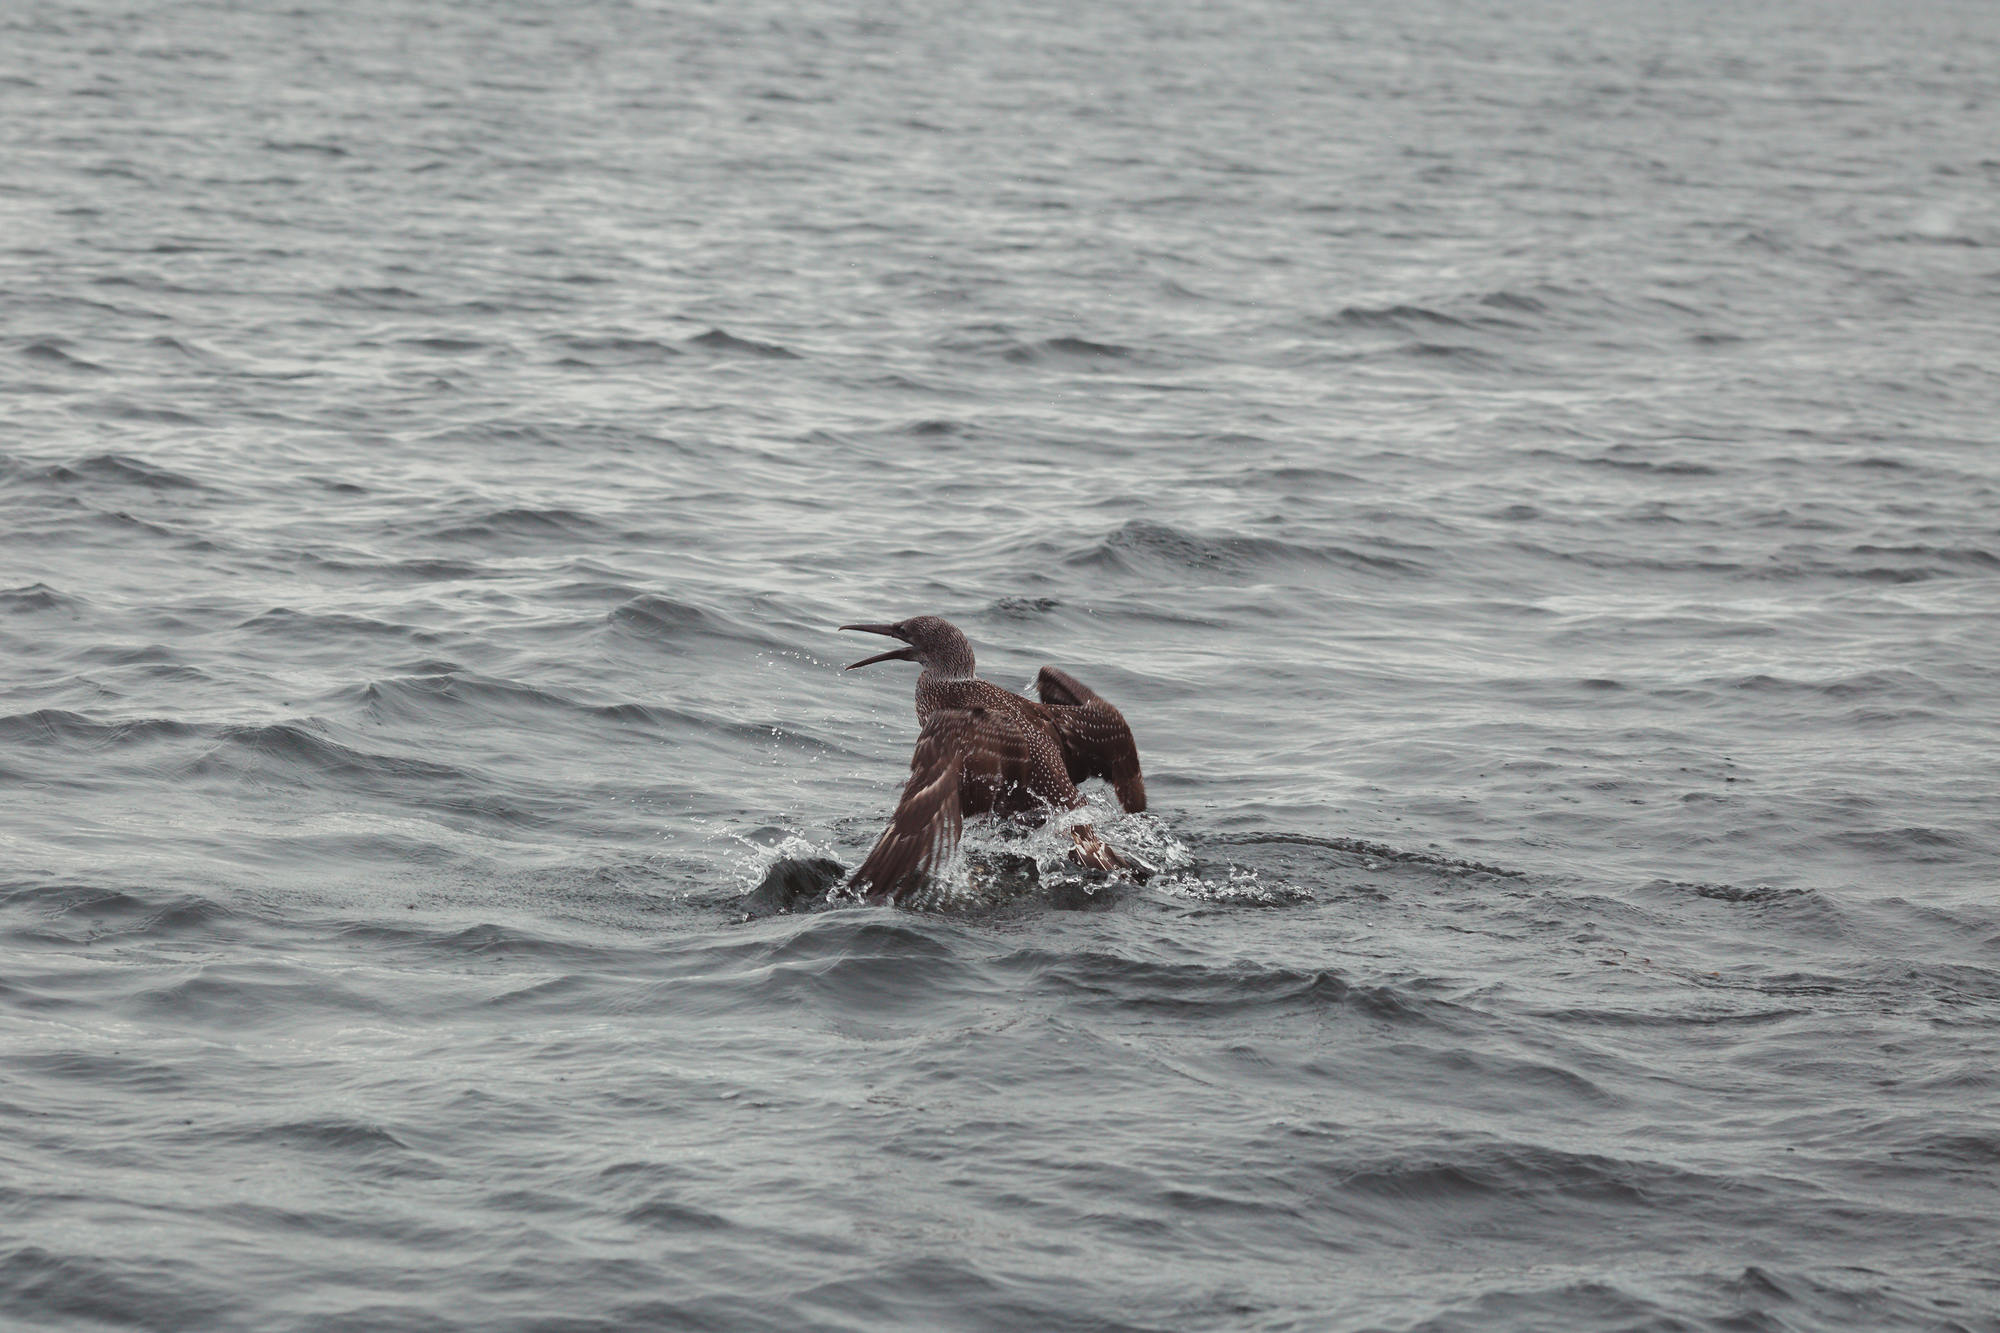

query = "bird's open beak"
[839, 623, 915, 670]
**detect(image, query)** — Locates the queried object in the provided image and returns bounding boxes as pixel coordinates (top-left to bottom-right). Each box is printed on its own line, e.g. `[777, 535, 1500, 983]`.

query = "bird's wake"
[733, 795, 1192, 916]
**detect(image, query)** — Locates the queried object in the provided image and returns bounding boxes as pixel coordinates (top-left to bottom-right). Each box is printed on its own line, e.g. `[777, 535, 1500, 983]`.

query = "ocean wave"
[1645, 877, 1812, 906]
[1333, 1136, 1724, 1212]
[0, 709, 199, 749]
[687, 327, 800, 358]
[1004, 335, 1136, 362]
[1850, 543, 2000, 570]
[191, 722, 470, 787]
[428, 505, 610, 543]
[1223, 462, 1369, 492]
[236, 606, 435, 642]
[23, 452, 206, 490]
[9, 1048, 197, 1095]
[0, 883, 236, 949]
[220, 1117, 429, 1167]
[355, 670, 723, 733]
[1715, 669, 1955, 702]
[395, 335, 491, 354]
[16, 339, 109, 373]
[80, 399, 208, 426]
[1518, 535, 1998, 586]
[672, 912, 975, 1016]
[623, 1198, 732, 1233]
[1718, 1265, 1985, 1333]
[987, 594, 1062, 618]
[897, 417, 973, 437]
[1529, 447, 1721, 477]
[549, 333, 684, 365]
[606, 593, 718, 641]
[0, 1247, 215, 1331]
[328, 284, 423, 306]
[140, 335, 217, 363]
[0, 583, 86, 614]
[1006, 948, 1359, 1016]
[132, 968, 388, 1024]
[604, 595, 796, 658]
[297, 552, 487, 581]
[1323, 302, 1481, 331]
[1068, 519, 1427, 579]
[327, 918, 601, 966]
[1829, 824, 1987, 863]
[1698, 959, 2000, 1013]
[1214, 832, 1527, 880]
[430, 922, 608, 963]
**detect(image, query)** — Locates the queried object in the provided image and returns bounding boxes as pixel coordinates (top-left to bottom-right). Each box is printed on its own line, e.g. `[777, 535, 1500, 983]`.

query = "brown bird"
[839, 616, 1147, 904]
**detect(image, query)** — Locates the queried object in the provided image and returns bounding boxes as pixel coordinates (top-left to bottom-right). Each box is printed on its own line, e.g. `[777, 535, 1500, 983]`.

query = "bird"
[838, 615, 1146, 904]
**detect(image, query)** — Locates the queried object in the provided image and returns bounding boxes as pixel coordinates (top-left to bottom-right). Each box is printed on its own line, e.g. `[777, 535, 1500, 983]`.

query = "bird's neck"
[920, 662, 974, 684]
[919, 643, 976, 683]
[914, 664, 979, 718]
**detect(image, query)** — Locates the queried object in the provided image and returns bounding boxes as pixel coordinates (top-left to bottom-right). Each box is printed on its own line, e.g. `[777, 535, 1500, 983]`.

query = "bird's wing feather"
[848, 707, 1032, 902]
[1034, 667, 1147, 813]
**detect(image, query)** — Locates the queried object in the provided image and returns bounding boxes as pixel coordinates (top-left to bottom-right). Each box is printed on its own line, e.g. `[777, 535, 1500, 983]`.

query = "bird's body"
[839, 616, 1146, 904]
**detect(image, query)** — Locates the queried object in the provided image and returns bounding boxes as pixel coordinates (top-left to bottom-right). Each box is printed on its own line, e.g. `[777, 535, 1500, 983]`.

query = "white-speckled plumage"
[839, 617, 1146, 902]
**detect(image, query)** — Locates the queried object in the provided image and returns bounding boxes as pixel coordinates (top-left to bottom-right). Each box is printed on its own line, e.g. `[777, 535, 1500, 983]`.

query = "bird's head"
[839, 615, 975, 679]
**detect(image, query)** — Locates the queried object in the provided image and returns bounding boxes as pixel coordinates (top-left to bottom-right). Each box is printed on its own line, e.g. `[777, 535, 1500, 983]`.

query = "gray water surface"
[5, 1, 1999, 1329]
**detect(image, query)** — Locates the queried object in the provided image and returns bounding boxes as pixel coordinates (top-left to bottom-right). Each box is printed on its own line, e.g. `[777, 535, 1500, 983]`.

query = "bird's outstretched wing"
[847, 707, 1031, 903]
[1034, 667, 1147, 813]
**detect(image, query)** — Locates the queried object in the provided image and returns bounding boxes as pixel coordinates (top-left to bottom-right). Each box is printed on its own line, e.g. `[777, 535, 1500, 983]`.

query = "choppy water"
[6, 0, 2000, 1329]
